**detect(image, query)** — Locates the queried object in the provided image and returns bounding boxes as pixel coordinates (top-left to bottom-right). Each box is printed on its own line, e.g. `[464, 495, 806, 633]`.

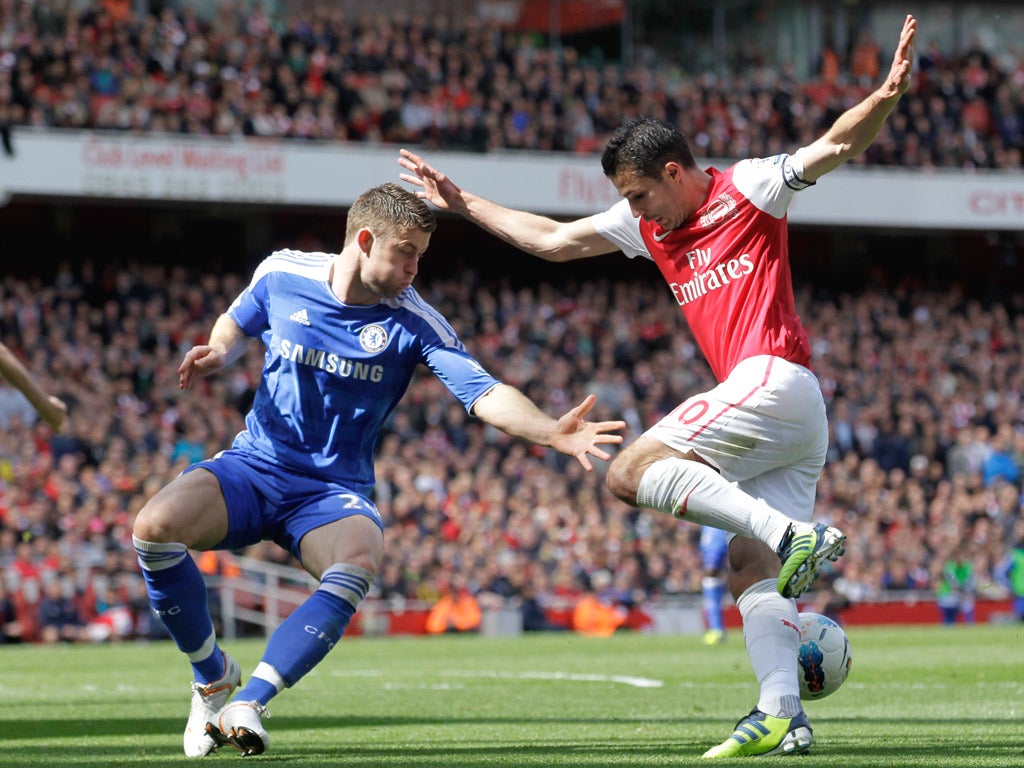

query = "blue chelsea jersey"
[227, 249, 500, 492]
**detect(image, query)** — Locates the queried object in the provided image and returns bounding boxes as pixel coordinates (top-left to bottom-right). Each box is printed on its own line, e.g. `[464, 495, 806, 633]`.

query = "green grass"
[2, 624, 1022, 767]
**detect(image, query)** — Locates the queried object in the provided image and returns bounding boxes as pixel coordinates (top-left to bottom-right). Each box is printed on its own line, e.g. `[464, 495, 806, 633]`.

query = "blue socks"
[234, 563, 374, 706]
[136, 540, 373, 704]
[702, 575, 726, 633]
[133, 536, 225, 682]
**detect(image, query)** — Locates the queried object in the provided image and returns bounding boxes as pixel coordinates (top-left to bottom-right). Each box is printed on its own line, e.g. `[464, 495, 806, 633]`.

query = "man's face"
[610, 164, 690, 232]
[361, 226, 430, 299]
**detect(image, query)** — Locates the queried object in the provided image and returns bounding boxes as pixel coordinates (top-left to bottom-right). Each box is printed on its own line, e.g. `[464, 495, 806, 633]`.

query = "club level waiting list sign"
[2, 131, 1023, 230]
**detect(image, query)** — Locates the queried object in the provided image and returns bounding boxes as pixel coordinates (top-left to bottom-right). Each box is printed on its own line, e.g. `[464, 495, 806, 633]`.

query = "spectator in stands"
[519, 575, 568, 632]
[936, 542, 978, 625]
[37, 577, 83, 643]
[0, 579, 24, 643]
[571, 570, 628, 637]
[85, 583, 134, 642]
[816, 41, 841, 86]
[129, 182, 624, 758]
[425, 573, 482, 634]
[982, 423, 1021, 488]
[850, 31, 882, 85]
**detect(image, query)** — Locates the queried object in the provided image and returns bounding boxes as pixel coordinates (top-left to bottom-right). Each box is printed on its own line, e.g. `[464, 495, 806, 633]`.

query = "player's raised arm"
[398, 148, 615, 262]
[470, 385, 624, 472]
[178, 313, 251, 389]
[799, 14, 916, 182]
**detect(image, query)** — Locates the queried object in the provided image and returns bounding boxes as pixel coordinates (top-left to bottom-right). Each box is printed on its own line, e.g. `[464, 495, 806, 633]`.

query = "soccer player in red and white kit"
[400, 14, 916, 758]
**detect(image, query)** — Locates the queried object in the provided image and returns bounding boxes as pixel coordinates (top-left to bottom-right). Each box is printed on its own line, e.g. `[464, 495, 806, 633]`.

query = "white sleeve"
[590, 199, 651, 260]
[731, 150, 815, 219]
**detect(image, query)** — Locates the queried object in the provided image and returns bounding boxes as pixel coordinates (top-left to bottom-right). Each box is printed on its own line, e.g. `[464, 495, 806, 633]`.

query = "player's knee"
[132, 503, 177, 543]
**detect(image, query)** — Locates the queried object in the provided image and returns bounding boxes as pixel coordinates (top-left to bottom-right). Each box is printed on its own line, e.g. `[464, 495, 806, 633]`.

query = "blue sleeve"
[422, 340, 500, 413]
[395, 287, 501, 412]
[227, 263, 272, 338]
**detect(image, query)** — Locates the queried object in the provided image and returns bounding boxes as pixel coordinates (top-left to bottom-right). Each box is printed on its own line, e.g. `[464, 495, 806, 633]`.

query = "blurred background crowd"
[0, 261, 1021, 642]
[0, 0, 1022, 643]
[0, 0, 1021, 168]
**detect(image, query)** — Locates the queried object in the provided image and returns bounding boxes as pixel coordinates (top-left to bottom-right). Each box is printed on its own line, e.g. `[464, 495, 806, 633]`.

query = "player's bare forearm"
[178, 314, 250, 389]
[471, 386, 624, 471]
[460, 192, 576, 261]
[0, 342, 67, 429]
[398, 148, 614, 262]
[463, 196, 616, 262]
[802, 14, 916, 181]
[471, 384, 561, 443]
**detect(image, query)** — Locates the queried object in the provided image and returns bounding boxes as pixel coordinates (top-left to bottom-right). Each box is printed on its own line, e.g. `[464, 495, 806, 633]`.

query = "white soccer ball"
[796, 612, 852, 700]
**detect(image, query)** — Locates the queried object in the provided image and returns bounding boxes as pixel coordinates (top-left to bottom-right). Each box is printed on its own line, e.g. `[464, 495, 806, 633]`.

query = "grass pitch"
[1, 623, 1021, 767]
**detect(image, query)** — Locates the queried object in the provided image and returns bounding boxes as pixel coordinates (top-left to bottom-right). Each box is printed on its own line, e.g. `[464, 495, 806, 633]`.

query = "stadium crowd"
[0, 1, 1022, 642]
[0, 259, 1021, 643]
[0, 0, 1022, 169]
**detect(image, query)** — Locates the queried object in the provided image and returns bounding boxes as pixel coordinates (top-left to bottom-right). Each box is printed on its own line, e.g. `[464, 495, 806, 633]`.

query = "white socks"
[635, 458, 791, 550]
[738, 579, 803, 717]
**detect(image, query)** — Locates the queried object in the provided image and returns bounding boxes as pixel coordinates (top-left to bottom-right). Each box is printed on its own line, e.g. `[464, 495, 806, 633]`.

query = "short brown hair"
[345, 182, 437, 244]
[601, 116, 697, 179]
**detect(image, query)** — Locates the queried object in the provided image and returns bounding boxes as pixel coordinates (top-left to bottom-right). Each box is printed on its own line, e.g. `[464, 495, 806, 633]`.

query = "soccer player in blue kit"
[700, 526, 729, 645]
[131, 182, 625, 757]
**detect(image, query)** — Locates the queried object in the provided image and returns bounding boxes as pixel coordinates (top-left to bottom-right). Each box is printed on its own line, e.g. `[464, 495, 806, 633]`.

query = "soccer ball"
[796, 612, 851, 700]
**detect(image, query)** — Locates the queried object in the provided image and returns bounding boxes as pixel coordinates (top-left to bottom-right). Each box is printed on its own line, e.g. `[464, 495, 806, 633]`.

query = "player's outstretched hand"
[178, 345, 227, 389]
[549, 394, 625, 472]
[881, 14, 916, 99]
[398, 148, 467, 214]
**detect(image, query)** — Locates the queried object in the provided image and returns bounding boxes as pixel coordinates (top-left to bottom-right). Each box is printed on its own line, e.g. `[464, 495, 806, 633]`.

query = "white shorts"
[647, 355, 827, 522]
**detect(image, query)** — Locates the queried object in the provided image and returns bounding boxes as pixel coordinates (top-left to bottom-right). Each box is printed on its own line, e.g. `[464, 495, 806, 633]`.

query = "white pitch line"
[332, 668, 664, 688]
[329, 671, 1024, 693]
[450, 670, 664, 688]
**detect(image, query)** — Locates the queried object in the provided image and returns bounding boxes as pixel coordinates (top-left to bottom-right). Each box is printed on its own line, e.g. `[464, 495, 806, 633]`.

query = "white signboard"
[1, 130, 1021, 231]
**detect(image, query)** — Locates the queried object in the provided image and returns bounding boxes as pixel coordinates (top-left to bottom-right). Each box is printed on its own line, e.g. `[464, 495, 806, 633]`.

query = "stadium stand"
[0, 1, 1020, 168]
[0, 260, 1020, 641]
[0, 1, 1021, 640]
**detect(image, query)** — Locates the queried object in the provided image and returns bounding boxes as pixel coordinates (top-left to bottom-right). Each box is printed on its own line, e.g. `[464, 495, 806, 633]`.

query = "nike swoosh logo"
[652, 229, 673, 241]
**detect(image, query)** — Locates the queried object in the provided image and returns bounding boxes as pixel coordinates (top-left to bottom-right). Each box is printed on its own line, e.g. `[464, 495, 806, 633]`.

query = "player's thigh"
[298, 514, 384, 580]
[285, 489, 385, 579]
[133, 468, 228, 549]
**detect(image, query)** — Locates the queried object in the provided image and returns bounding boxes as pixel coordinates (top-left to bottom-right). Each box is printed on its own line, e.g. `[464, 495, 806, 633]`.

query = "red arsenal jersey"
[592, 152, 814, 382]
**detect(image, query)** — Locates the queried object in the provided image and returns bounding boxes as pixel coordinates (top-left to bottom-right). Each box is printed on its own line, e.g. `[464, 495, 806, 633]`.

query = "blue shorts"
[185, 449, 383, 560]
[700, 526, 729, 571]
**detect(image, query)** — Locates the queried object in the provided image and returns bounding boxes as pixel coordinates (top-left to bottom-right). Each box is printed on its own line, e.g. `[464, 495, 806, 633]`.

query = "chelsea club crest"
[359, 324, 388, 353]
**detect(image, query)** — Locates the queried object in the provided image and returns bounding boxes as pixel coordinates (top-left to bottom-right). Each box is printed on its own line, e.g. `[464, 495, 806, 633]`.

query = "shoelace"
[733, 708, 762, 729]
